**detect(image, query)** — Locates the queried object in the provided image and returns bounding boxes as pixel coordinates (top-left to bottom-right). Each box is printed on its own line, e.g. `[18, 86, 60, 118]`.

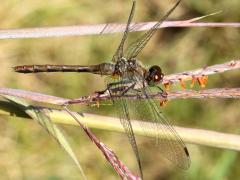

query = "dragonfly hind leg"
[119, 82, 136, 96]
[95, 80, 137, 103]
[94, 81, 126, 104]
[107, 81, 137, 103]
[94, 86, 115, 105]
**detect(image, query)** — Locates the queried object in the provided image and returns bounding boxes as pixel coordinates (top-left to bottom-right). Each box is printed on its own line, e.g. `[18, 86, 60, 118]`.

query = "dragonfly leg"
[107, 81, 136, 103]
[95, 81, 125, 103]
[120, 82, 136, 96]
[156, 85, 168, 98]
[107, 84, 115, 104]
[95, 80, 135, 104]
[155, 85, 164, 93]
[94, 86, 115, 104]
[95, 81, 122, 95]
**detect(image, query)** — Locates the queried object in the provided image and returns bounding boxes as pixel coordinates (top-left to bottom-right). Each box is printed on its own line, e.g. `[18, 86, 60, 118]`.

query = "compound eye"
[146, 65, 164, 85]
[150, 66, 163, 82]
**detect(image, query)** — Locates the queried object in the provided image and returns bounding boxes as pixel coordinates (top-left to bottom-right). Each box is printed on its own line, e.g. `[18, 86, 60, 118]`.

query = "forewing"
[112, 0, 136, 62]
[125, 0, 181, 59]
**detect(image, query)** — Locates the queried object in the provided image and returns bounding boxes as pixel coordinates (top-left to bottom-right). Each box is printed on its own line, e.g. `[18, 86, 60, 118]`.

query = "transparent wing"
[112, 0, 136, 62]
[109, 75, 143, 178]
[125, 0, 181, 60]
[130, 73, 190, 169]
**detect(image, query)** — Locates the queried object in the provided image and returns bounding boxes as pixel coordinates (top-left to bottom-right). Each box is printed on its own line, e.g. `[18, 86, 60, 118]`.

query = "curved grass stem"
[1, 104, 240, 151]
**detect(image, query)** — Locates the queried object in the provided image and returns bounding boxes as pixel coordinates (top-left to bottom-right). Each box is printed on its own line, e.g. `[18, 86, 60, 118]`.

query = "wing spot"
[184, 147, 189, 157]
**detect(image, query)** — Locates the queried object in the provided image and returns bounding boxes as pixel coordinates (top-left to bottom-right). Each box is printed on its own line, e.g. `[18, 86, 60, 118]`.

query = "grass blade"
[2, 95, 87, 180]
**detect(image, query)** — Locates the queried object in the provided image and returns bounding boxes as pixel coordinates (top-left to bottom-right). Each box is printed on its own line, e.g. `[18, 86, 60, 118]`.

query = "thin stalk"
[0, 20, 239, 39]
[1, 105, 240, 151]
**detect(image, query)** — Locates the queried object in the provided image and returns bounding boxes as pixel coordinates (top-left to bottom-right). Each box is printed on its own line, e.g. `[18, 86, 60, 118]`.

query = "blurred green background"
[0, 0, 240, 179]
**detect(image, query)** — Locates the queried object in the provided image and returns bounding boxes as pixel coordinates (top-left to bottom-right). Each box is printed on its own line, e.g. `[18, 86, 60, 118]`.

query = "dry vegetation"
[0, 0, 240, 179]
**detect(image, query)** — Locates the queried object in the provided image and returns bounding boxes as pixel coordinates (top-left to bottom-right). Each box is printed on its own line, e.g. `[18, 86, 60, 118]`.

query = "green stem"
[1, 100, 240, 151]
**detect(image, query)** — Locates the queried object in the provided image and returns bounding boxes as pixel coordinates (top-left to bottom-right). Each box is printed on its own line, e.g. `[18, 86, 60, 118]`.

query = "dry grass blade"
[53, 112, 240, 151]
[1, 87, 240, 105]
[66, 88, 240, 105]
[1, 102, 240, 152]
[2, 95, 87, 180]
[63, 107, 140, 180]
[167, 88, 240, 100]
[0, 15, 239, 39]
[0, 88, 69, 105]
[163, 60, 240, 85]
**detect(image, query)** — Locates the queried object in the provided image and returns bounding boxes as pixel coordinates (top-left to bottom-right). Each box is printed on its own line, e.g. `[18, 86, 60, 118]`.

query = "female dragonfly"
[14, 0, 190, 178]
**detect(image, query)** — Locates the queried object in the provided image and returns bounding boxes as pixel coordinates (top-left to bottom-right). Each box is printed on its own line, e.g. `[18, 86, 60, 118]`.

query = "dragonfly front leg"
[155, 85, 168, 98]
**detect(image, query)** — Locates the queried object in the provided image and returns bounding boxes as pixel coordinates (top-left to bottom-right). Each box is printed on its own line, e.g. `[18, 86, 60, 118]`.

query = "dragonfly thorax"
[114, 57, 143, 76]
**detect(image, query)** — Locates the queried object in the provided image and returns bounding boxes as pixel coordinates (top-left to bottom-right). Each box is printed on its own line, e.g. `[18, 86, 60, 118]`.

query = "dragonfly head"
[145, 65, 164, 86]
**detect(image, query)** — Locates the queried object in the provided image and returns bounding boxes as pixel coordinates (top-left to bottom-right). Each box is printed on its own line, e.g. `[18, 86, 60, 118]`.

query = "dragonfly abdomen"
[13, 63, 115, 75]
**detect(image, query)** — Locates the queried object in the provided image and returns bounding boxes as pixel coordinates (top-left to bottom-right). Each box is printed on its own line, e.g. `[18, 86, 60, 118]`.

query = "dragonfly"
[14, 0, 190, 178]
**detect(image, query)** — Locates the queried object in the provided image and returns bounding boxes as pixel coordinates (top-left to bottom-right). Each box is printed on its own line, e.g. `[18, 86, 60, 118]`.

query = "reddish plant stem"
[63, 107, 140, 180]
[163, 60, 240, 85]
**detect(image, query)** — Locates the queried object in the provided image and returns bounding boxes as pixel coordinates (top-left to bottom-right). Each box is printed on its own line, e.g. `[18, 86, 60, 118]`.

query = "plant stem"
[1, 103, 240, 151]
